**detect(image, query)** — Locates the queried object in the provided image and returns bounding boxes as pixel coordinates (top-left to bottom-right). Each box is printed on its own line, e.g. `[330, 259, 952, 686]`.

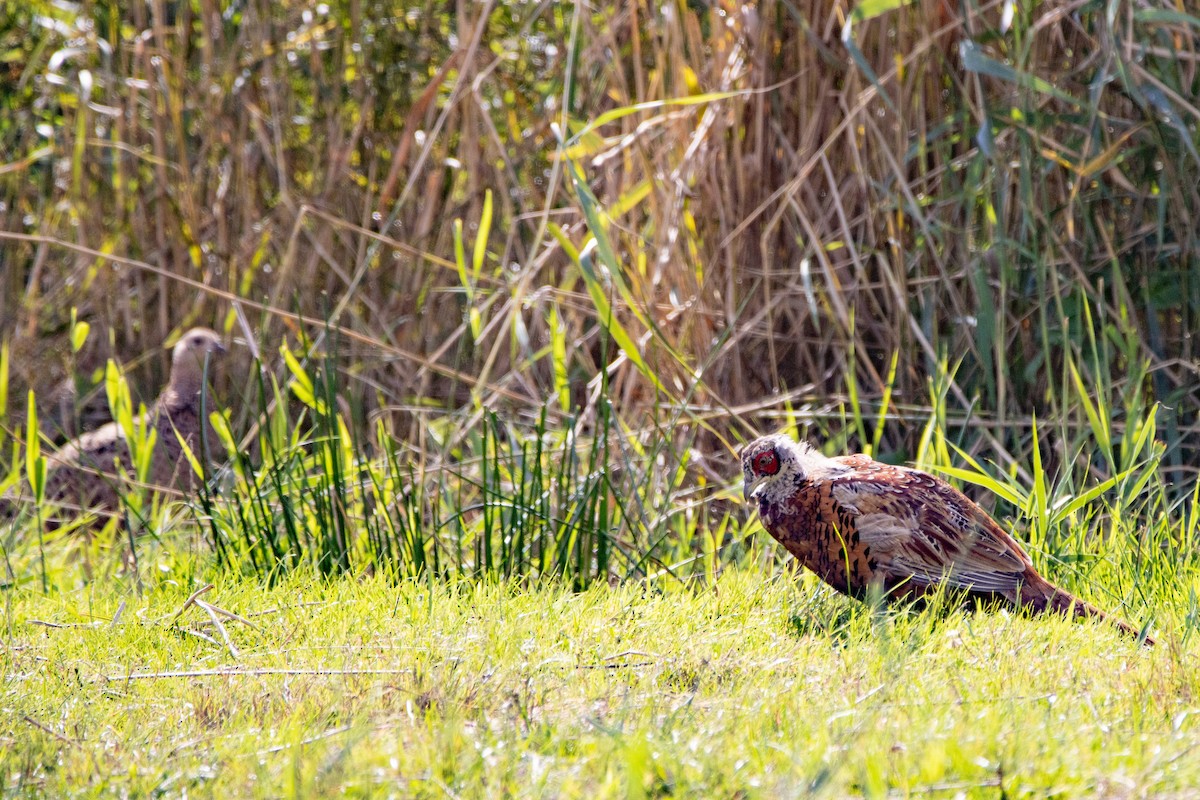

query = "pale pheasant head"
[171, 327, 226, 363]
[739, 434, 826, 503]
[166, 327, 226, 398]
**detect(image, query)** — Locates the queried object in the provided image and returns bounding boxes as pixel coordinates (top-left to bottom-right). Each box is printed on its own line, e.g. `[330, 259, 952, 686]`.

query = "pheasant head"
[739, 434, 829, 506]
[164, 327, 227, 403]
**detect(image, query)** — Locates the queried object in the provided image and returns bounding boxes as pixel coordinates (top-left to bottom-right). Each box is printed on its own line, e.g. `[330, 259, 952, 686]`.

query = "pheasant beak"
[742, 474, 762, 502]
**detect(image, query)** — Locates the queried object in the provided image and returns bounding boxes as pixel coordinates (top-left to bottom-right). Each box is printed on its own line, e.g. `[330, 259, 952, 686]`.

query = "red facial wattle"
[754, 449, 780, 476]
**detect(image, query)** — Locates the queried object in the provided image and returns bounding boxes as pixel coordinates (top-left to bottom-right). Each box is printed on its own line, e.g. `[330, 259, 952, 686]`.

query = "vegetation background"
[1, 0, 1197, 584]
[1, 0, 1200, 794]
[0, 0, 1197, 587]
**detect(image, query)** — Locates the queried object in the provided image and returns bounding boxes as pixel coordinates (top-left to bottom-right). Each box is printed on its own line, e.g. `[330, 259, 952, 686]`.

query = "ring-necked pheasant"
[739, 433, 1153, 644]
[3, 327, 227, 527]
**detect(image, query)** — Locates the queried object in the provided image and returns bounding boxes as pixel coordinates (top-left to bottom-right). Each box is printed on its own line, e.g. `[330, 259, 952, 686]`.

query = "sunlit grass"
[2, 566, 1195, 798]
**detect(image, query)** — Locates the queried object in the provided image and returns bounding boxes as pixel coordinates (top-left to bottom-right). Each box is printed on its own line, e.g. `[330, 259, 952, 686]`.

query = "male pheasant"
[740, 433, 1152, 644]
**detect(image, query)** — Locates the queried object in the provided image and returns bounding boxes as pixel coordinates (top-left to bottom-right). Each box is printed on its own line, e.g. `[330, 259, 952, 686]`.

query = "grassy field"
[4, 565, 1195, 799]
[3, 0, 1200, 797]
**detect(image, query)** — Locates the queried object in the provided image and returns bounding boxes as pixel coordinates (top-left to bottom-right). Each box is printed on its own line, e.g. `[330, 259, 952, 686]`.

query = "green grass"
[3, 565, 1195, 798]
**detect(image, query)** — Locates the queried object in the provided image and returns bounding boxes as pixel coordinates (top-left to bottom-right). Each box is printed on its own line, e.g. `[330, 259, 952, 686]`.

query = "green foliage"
[22, 392, 43, 506]
[191, 335, 705, 587]
[0, 570, 1195, 797]
[68, 309, 89, 354]
[105, 361, 155, 486]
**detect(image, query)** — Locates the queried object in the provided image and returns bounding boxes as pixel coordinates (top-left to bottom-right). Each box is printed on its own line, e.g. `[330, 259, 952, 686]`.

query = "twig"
[21, 715, 75, 745]
[110, 600, 126, 628]
[195, 599, 239, 659]
[569, 650, 661, 670]
[105, 667, 414, 681]
[194, 600, 261, 631]
[256, 725, 353, 756]
[178, 627, 222, 647]
[167, 583, 214, 628]
[603, 649, 659, 661]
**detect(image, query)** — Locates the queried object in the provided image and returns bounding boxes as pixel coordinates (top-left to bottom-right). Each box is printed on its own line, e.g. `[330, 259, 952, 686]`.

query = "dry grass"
[0, 3, 1198, 586]
[2, 0, 1196, 464]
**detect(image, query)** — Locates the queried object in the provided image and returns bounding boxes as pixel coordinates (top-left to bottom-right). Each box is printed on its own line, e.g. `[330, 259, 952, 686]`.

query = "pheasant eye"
[754, 450, 780, 475]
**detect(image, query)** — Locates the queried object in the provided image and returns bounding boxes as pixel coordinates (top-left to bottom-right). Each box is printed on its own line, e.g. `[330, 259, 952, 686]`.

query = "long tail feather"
[1027, 580, 1154, 646]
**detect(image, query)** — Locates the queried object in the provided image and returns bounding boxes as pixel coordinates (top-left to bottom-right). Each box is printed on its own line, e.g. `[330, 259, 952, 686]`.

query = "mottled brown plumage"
[740, 434, 1152, 644]
[6, 328, 227, 526]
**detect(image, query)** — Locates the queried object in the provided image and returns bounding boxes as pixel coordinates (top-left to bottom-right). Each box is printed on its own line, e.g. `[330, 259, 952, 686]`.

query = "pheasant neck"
[160, 359, 212, 414]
